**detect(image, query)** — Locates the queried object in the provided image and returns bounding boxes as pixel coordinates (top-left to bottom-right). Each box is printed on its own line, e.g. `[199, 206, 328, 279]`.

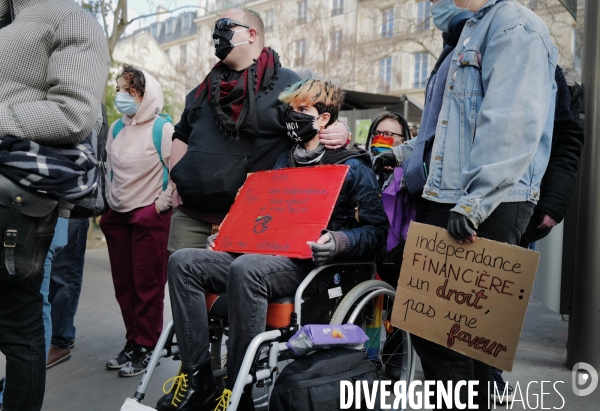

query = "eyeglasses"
[214, 18, 250, 31]
[375, 130, 404, 139]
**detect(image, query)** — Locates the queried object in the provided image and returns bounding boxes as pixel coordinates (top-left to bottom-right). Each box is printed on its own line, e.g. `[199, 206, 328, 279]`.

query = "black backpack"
[269, 349, 381, 411]
[70, 104, 109, 218]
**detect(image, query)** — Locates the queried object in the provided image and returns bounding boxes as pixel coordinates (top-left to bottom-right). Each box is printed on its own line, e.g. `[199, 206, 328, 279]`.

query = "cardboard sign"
[391, 222, 540, 371]
[213, 165, 350, 258]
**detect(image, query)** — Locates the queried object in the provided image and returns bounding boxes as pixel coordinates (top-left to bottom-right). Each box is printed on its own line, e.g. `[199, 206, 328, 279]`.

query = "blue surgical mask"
[431, 0, 473, 33]
[115, 92, 140, 116]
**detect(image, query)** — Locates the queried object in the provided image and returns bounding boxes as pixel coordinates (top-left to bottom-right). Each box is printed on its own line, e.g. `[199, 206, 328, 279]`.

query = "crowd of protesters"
[0, 0, 584, 411]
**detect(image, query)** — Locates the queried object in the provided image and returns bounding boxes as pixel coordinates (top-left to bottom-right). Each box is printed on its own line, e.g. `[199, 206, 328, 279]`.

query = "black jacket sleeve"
[521, 73, 584, 244]
[335, 160, 388, 259]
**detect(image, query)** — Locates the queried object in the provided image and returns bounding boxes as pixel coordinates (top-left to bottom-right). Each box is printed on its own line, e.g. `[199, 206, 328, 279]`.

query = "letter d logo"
[572, 362, 598, 396]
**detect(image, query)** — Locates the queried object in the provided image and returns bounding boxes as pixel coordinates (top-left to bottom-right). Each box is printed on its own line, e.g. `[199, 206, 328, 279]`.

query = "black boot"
[156, 362, 218, 411]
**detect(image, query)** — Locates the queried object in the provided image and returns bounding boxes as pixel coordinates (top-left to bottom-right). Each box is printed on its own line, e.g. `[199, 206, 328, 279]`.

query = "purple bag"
[286, 324, 369, 356]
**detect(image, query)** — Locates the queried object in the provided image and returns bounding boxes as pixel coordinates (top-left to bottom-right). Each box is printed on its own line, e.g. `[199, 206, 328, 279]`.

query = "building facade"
[114, 0, 576, 118]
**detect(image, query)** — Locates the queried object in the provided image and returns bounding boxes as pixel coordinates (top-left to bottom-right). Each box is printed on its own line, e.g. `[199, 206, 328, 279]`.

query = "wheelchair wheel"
[330, 280, 416, 408]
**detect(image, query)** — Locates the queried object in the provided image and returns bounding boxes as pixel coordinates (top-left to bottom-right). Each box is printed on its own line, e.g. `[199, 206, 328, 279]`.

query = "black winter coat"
[521, 67, 585, 244]
[274, 148, 388, 260]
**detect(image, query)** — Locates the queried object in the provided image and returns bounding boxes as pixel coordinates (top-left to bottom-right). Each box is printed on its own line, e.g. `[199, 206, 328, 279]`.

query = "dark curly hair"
[117, 64, 145, 98]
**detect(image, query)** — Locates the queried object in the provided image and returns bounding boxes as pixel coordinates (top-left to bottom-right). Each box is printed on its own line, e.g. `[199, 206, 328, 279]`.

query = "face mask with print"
[212, 27, 249, 60]
[431, 0, 473, 33]
[284, 110, 322, 144]
[115, 92, 139, 116]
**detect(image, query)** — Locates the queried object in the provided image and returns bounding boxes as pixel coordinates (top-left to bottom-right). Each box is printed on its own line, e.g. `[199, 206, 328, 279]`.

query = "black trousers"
[411, 199, 534, 411]
[0, 271, 46, 411]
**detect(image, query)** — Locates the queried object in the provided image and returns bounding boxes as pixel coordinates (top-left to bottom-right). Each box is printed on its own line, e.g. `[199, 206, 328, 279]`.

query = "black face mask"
[284, 110, 321, 144]
[212, 28, 249, 60]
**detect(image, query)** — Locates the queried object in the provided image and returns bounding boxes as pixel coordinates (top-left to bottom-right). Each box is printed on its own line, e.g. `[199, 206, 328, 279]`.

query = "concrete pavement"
[1, 246, 598, 410]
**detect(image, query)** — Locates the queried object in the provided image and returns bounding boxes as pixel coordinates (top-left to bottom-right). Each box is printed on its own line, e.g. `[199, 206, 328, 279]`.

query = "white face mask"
[431, 0, 473, 33]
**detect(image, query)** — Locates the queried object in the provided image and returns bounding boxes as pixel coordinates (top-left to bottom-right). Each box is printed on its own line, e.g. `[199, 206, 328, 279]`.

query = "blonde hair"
[232, 6, 265, 47]
[279, 78, 345, 126]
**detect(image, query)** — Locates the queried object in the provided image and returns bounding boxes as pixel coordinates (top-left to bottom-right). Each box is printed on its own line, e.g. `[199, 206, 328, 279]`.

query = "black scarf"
[190, 47, 280, 137]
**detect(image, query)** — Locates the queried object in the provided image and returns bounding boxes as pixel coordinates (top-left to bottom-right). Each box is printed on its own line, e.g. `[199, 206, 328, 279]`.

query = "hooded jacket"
[106, 71, 174, 213]
[0, 0, 110, 145]
[274, 148, 388, 260]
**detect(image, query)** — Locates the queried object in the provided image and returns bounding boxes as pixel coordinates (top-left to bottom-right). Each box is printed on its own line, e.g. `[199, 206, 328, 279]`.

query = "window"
[330, 30, 342, 59]
[382, 8, 394, 38]
[264, 9, 274, 33]
[150, 24, 158, 38]
[413, 52, 429, 88]
[298, 0, 307, 24]
[416, 1, 430, 31]
[182, 14, 191, 30]
[180, 45, 187, 64]
[166, 19, 173, 35]
[165, 48, 170, 59]
[378, 57, 392, 93]
[295, 39, 306, 67]
[332, 0, 344, 16]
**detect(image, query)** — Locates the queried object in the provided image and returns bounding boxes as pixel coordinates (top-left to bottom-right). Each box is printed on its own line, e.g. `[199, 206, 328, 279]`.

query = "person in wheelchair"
[157, 78, 388, 411]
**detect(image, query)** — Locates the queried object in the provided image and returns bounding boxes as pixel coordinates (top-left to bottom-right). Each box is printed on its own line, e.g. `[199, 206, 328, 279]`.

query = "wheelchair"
[130, 262, 416, 411]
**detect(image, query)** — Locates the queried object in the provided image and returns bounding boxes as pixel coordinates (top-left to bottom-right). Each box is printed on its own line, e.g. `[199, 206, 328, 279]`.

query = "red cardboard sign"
[213, 165, 350, 258]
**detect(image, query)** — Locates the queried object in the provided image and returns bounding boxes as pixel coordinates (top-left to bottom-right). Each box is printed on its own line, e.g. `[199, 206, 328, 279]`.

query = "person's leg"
[118, 205, 172, 376]
[167, 208, 212, 254]
[41, 217, 69, 359]
[168, 248, 234, 367]
[157, 248, 235, 411]
[476, 202, 533, 404]
[100, 209, 136, 367]
[49, 218, 90, 350]
[409, 200, 489, 410]
[0, 272, 46, 411]
[226, 254, 313, 387]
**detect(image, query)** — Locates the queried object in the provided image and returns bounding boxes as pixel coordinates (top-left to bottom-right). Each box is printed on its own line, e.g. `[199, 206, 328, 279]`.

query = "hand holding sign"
[391, 222, 540, 371]
[214, 165, 349, 258]
[307, 232, 336, 266]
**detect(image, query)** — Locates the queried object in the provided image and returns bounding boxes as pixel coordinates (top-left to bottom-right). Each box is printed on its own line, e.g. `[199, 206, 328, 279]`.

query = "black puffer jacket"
[274, 148, 388, 260]
[521, 66, 585, 244]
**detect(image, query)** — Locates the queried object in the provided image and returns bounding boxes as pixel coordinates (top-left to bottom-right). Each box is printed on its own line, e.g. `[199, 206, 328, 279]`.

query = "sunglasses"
[375, 130, 404, 139]
[214, 18, 250, 31]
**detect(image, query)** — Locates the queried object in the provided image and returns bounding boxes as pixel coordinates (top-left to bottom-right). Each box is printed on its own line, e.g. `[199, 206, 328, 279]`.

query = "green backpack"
[111, 113, 172, 191]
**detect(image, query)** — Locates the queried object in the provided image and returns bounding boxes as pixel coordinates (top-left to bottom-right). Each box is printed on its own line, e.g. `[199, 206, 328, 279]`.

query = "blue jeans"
[49, 218, 89, 349]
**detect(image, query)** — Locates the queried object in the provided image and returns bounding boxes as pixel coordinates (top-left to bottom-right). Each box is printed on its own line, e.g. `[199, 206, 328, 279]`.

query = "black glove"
[447, 212, 476, 242]
[372, 151, 396, 174]
[309, 233, 337, 266]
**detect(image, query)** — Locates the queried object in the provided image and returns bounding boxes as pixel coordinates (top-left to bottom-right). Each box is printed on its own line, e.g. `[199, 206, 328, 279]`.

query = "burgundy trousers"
[100, 204, 171, 348]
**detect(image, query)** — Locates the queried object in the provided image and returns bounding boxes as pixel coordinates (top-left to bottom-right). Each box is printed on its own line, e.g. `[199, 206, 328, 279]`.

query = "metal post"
[567, 0, 600, 370]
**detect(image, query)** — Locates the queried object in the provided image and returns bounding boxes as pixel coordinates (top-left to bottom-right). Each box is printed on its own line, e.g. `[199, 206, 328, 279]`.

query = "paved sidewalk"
[1, 247, 598, 410]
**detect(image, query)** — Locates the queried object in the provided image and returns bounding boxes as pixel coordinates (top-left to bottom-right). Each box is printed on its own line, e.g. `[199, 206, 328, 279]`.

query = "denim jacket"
[392, 0, 558, 228]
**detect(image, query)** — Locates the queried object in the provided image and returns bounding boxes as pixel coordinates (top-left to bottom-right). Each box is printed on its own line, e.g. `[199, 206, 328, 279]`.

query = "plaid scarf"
[0, 136, 99, 201]
[190, 47, 280, 137]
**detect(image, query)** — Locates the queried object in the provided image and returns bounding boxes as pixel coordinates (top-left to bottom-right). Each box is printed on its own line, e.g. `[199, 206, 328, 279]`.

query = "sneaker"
[69, 340, 75, 350]
[106, 341, 134, 369]
[490, 368, 514, 403]
[118, 345, 157, 377]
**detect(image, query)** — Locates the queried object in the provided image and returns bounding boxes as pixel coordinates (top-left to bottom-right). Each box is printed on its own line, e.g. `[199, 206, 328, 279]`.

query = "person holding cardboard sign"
[373, 1, 558, 409]
[156, 78, 387, 411]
